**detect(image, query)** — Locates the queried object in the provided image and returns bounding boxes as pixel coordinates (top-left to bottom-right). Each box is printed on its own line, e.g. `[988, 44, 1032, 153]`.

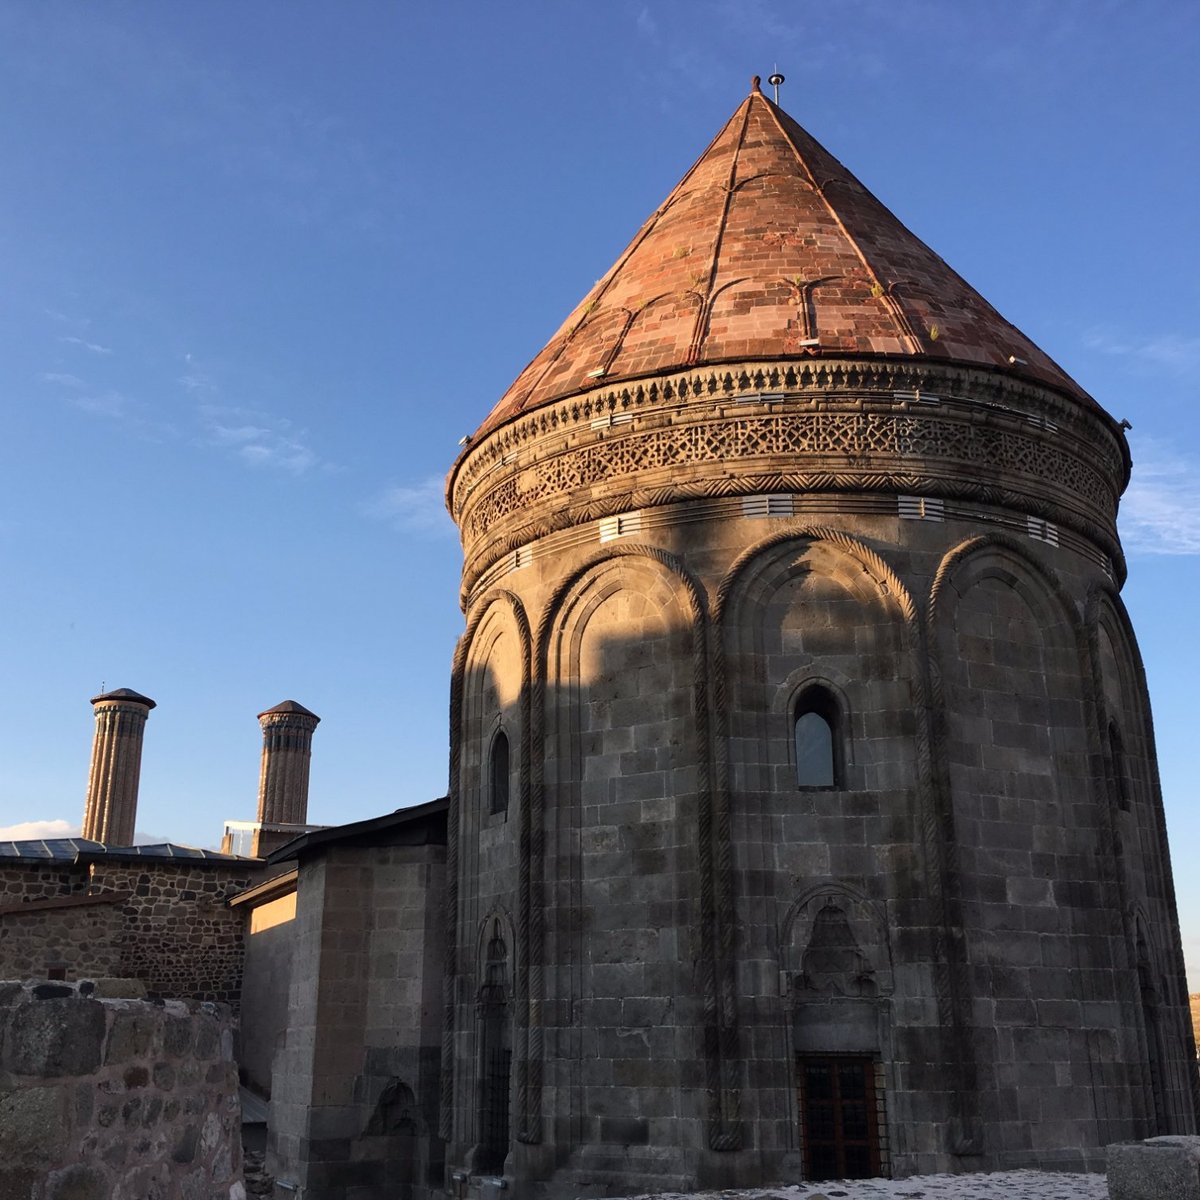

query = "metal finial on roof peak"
[768, 70, 785, 104]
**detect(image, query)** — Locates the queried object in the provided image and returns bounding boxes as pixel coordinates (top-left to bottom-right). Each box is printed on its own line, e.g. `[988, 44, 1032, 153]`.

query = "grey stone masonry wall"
[0, 860, 262, 1007]
[0, 979, 243, 1200]
[0, 865, 80, 899]
[0, 892, 125, 980]
[268, 838, 446, 1200]
[89, 861, 259, 1007]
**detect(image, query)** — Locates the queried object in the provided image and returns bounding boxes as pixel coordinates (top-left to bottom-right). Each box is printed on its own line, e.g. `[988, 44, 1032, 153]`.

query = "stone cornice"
[448, 357, 1127, 507]
[449, 359, 1127, 595]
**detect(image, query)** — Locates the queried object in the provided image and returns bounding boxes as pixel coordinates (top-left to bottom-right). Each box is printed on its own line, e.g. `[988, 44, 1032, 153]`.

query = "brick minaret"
[82, 687, 156, 845]
[256, 700, 320, 827]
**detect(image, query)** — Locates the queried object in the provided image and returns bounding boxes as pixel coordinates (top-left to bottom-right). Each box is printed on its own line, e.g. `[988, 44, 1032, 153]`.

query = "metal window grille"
[480, 1044, 511, 1167]
[798, 1056, 881, 1181]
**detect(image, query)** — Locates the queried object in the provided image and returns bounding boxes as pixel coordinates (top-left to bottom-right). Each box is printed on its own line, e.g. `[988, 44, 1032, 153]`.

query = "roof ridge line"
[759, 96, 924, 354]
[511, 97, 757, 411]
[687, 97, 755, 364]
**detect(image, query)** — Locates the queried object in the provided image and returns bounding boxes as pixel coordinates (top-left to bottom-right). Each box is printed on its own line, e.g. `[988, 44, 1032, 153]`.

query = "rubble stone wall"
[90, 862, 257, 1008]
[0, 979, 244, 1200]
[0, 860, 260, 1008]
[0, 866, 81, 899]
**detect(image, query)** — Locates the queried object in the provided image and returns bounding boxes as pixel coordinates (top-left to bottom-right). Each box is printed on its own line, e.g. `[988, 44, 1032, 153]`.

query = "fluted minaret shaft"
[257, 701, 320, 826]
[82, 688, 156, 845]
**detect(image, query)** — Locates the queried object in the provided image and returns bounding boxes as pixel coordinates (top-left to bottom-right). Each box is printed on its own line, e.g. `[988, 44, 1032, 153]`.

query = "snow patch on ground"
[615, 1171, 1109, 1200]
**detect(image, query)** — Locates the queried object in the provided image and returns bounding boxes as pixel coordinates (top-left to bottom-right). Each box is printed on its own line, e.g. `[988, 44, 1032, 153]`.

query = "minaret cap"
[91, 687, 156, 709]
[257, 699, 319, 722]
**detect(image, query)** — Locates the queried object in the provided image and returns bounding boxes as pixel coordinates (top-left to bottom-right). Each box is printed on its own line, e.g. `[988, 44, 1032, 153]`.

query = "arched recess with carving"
[779, 882, 895, 999]
[928, 534, 1115, 1143]
[714, 527, 931, 1156]
[532, 543, 740, 1151]
[440, 589, 531, 1147]
[471, 909, 516, 1174]
[716, 527, 929, 967]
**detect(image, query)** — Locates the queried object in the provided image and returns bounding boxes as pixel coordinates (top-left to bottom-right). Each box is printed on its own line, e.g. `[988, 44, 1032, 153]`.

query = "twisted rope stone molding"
[714, 526, 969, 1147]
[1082, 582, 1160, 1132]
[528, 543, 743, 1151]
[1085, 583, 1199, 1114]
[925, 531, 1101, 1154]
[439, 588, 532, 1145]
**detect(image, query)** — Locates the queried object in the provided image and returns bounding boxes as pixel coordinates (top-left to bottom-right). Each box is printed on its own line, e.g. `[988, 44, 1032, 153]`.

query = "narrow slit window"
[489, 730, 510, 816]
[794, 688, 840, 789]
[1109, 721, 1131, 811]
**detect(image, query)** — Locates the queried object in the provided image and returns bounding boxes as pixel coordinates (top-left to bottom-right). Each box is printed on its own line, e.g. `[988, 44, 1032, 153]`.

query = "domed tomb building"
[442, 80, 1196, 1191]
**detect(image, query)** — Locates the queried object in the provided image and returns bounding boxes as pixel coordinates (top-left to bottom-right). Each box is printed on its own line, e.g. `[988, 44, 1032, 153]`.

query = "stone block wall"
[0, 979, 243, 1200]
[268, 838, 446, 1200]
[238, 881, 298, 1097]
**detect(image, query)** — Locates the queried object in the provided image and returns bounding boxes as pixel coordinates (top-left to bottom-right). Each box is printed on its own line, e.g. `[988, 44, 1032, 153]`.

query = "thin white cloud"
[1120, 439, 1200, 556]
[636, 7, 658, 38]
[178, 373, 215, 395]
[0, 818, 78, 840]
[40, 371, 84, 387]
[71, 391, 131, 419]
[59, 335, 113, 356]
[0, 818, 203, 849]
[363, 477, 454, 536]
[199, 404, 321, 475]
[1084, 329, 1200, 374]
[66, 389, 177, 443]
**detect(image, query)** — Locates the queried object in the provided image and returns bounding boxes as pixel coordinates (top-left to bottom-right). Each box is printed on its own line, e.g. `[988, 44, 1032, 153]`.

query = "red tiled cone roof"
[476, 80, 1093, 438]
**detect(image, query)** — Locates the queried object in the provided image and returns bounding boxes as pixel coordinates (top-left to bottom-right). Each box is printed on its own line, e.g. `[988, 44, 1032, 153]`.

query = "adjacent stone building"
[433, 78, 1198, 1193]
[0, 840, 256, 1007]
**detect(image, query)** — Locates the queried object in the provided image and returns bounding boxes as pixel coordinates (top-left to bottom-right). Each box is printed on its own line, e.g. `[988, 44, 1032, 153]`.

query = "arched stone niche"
[779, 884, 893, 1057]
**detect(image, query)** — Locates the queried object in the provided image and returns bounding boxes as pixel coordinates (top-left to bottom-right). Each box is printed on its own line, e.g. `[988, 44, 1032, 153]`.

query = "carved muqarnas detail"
[781, 886, 893, 999]
[796, 900, 877, 997]
[365, 1077, 419, 1136]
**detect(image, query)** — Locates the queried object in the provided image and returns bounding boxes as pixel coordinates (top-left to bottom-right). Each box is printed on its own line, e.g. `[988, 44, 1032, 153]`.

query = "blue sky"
[1, 2, 1198, 976]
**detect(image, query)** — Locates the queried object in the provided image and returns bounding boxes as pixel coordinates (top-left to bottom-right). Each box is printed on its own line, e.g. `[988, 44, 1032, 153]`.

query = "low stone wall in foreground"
[0, 979, 244, 1200]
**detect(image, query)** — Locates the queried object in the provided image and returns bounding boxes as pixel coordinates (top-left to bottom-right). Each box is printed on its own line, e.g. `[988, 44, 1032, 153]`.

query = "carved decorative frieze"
[449, 361, 1127, 596]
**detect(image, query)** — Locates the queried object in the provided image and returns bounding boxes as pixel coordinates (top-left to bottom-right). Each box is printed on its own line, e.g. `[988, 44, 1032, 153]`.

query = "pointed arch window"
[489, 730, 510, 816]
[794, 686, 841, 789]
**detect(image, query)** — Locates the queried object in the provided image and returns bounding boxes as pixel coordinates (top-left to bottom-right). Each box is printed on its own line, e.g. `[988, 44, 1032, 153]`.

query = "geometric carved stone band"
[455, 420, 1123, 603]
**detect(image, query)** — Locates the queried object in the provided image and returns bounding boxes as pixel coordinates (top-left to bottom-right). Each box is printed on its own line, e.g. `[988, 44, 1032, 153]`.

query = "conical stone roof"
[477, 79, 1092, 439]
[450, 80, 1127, 604]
